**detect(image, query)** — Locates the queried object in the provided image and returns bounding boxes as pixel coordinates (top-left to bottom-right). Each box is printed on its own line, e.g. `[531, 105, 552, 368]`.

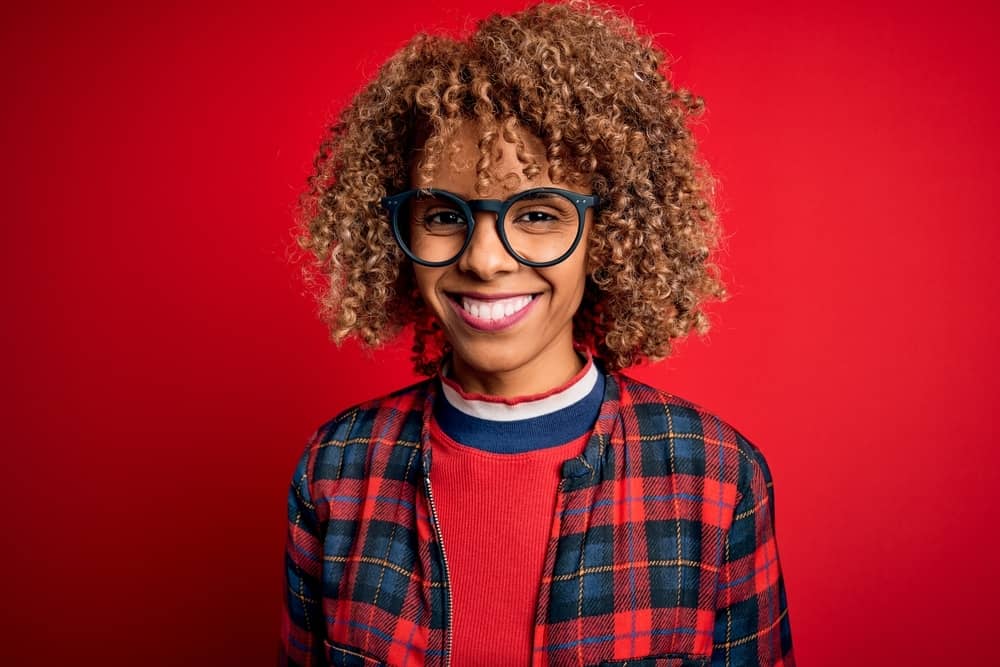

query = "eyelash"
[514, 210, 557, 223]
[424, 210, 466, 225]
[423, 208, 557, 225]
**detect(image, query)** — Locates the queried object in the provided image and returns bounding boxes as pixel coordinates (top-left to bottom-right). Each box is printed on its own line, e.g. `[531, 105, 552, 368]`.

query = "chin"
[450, 341, 528, 374]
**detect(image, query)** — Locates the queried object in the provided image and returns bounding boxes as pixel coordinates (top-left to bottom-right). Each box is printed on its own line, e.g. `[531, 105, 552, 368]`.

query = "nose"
[457, 212, 518, 280]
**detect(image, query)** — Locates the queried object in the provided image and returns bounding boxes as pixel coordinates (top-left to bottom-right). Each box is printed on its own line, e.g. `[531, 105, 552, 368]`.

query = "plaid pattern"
[280, 371, 794, 667]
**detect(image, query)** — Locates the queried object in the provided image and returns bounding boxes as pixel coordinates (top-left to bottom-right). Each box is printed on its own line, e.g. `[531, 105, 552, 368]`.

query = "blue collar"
[432, 367, 605, 454]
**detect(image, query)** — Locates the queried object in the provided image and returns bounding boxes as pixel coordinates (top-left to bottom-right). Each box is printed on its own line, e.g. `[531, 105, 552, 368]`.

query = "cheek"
[549, 232, 591, 302]
[548, 261, 589, 304]
[412, 266, 445, 307]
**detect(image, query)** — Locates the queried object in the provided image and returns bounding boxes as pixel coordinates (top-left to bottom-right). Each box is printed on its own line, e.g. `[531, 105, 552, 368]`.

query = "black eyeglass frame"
[380, 187, 601, 268]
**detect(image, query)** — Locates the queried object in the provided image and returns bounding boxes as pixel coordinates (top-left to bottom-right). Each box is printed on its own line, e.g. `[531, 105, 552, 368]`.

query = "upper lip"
[447, 291, 539, 301]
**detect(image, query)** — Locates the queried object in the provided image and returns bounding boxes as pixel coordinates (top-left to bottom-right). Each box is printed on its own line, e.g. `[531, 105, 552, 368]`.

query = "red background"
[3, 0, 998, 664]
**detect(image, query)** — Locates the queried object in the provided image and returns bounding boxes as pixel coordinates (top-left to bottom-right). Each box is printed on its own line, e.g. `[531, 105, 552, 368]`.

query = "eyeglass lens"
[397, 191, 581, 265]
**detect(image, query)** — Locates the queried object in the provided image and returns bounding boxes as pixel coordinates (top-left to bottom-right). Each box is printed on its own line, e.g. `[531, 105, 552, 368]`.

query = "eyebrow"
[419, 187, 571, 202]
[513, 190, 554, 200]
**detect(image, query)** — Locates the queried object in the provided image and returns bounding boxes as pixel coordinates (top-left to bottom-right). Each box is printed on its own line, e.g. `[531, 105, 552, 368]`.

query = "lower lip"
[447, 295, 539, 332]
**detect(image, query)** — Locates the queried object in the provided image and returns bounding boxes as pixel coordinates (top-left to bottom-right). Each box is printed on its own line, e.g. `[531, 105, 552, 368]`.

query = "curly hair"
[295, 0, 728, 374]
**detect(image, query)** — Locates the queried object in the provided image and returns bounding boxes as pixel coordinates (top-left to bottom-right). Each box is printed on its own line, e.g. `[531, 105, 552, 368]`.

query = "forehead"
[409, 118, 554, 197]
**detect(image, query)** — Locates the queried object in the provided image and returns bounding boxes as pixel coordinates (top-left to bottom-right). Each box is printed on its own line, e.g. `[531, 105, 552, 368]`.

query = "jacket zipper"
[423, 473, 453, 667]
[532, 476, 567, 667]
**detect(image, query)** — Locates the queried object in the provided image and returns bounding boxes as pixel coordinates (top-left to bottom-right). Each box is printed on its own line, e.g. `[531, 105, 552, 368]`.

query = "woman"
[281, 3, 794, 666]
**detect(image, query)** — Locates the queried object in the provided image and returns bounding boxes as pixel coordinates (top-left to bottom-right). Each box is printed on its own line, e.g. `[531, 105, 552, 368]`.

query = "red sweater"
[428, 419, 589, 666]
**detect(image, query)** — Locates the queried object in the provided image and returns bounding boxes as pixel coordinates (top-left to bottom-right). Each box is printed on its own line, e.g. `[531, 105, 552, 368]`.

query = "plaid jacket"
[280, 370, 794, 667]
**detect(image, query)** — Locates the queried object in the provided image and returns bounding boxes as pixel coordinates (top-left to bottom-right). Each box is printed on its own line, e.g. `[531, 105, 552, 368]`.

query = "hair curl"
[295, 0, 728, 374]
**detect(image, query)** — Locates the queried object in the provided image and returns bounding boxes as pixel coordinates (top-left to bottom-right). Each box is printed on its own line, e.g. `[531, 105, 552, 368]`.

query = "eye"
[417, 207, 468, 236]
[424, 210, 466, 226]
[507, 193, 578, 230]
[514, 210, 558, 224]
[507, 200, 575, 233]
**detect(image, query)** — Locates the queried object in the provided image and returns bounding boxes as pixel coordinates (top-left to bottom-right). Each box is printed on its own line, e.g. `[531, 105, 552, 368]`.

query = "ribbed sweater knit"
[428, 358, 603, 666]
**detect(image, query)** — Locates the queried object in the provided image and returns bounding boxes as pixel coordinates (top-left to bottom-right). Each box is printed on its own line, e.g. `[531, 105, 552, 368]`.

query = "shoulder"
[290, 378, 435, 491]
[314, 377, 433, 444]
[611, 371, 775, 498]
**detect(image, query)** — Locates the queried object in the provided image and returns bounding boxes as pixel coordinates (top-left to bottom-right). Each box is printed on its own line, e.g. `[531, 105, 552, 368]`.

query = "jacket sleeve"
[279, 438, 326, 666]
[710, 436, 795, 666]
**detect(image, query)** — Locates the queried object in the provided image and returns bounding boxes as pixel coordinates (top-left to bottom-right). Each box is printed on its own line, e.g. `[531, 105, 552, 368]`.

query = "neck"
[448, 341, 584, 398]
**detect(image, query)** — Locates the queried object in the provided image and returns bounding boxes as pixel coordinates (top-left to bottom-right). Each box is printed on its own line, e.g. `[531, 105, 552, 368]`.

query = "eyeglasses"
[381, 187, 600, 267]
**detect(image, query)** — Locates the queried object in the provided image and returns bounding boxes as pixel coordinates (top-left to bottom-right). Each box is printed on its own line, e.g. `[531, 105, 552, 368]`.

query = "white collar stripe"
[440, 361, 599, 422]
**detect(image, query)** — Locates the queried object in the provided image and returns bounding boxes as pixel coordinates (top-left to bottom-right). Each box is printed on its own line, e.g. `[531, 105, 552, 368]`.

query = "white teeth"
[461, 294, 533, 321]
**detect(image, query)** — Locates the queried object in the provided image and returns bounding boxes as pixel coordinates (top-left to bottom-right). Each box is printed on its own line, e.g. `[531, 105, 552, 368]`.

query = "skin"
[410, 119, 594, 397]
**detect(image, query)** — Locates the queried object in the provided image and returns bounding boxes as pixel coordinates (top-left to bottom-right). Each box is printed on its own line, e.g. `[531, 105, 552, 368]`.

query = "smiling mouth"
[445, 292, 540, 329]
